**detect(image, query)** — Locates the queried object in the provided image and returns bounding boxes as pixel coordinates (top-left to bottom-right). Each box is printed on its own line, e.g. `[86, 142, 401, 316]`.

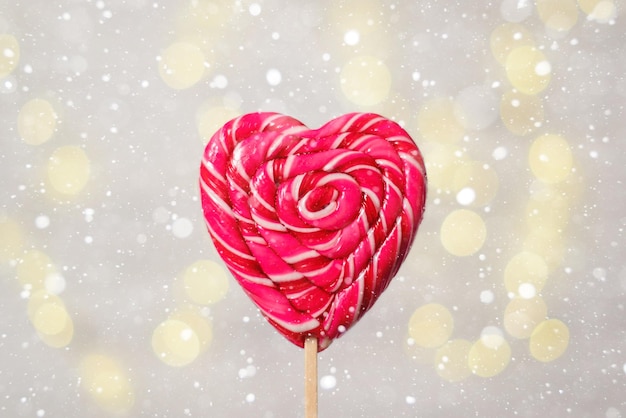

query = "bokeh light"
[339, 55, 391, 106]
[27, 291, 74, 347]
[505, 46, 551, 95]
[529, 319, 570, 362]
[152, 318, 202, 367]
[18, 99, 58, 145]
[500, 89, 544, 136]
[80, 354, 135, 414]
[504, 251, 548, 297]
[536, 0, 579, 33]
[417, 98, 465, 143]
[47, 146, 91, 195]
[452, 161, 499, 207]
[158, 42, 206, 90]
[16, 250, 56, 291]
[468, 330, 512, 378]
[434, 339, 472, 382]
[182, 259, 229, 306]
[504, 297, 548, 339]
[408, 303, 454, 348]
[529, 134, 573, 184]
[440, 209, 487, 256]
[0, 218, 23, 263]
[0, 34, 20, 78]
[196, 103, 241, 144]
[489, 23, 535, 65]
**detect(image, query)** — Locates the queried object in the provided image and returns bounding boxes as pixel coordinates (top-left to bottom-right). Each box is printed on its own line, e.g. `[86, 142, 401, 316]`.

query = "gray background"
[1, 1, 625, 417]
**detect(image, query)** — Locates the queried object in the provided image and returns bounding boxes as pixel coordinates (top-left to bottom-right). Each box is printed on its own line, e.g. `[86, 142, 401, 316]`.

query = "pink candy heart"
[199, 113, 426, 352]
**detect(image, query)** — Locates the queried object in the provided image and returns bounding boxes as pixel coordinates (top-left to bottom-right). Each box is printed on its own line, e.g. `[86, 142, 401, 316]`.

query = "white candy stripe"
[401, 151, 427, 176]
[299, 199, 337, 220]
[259, 113, 285, 130]
[200, 181, 235, 217]
[340, 113, 363, 133]
[251, 186, 277, 213]
[362, 187, 381, 212]
[205, 221, 255, 261]
[235, 269, 275, 287]
[331, 132, 350, 150]
[265, 312, 320, 334]
[201, 160, 227, 186]
[267, 270, 304, 282]
[359, 115, 385, 132]
[283, 249, 320, 264]
[347, 134, 377, 150]
[251, 213, 287, 231]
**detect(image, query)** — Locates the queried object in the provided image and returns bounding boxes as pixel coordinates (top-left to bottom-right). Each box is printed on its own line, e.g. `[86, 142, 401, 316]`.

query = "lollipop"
[199, 112, 426, 415]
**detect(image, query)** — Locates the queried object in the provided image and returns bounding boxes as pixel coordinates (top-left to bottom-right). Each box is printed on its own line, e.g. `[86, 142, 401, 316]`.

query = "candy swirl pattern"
[200, 112, 427, 351]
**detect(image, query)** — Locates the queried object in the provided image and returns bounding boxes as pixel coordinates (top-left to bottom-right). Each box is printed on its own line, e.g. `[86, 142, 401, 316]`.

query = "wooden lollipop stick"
[304, 336, 318, 418]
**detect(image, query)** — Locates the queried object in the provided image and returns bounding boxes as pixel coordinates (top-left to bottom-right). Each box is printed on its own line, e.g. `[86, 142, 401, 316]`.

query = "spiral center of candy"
[296, 173, 361, 230]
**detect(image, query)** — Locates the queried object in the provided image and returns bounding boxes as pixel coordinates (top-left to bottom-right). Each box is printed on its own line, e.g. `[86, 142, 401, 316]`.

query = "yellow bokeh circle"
[18, 99, 58, 145]
[339, 55, 391, 106]
[505, 46, 551, 95]
[452, 161, 499, 207]
[422, 143, 468, 192]
[47, 146, 91, 195]
[27, 291, 74, 347]
[158, 42, 206, 89]
[182, 259, 229, 305]
[503, 297, 548, 339]
[468, 335, 511, 378]
[0, 218, 24, 262]
[17, 250, 56, 290]
[434, 339, 472, 382]
[503, 251, 548, 297]
[196, 105, 241, 144]
[529, 134, 573, 183]
[0, 34, 20, 77]
[152, 319, 201, 367]
[529, 318, 570, 362]
[489, 23, 535, 65]
[579, 0, 617, 22]
[440, 209, 487, 257]
[536, 0, 579, 33]
[170, 308, 213, 351]
[417, 98, 465, 143]
[408, 303, 454, 348]
[80, 354, 135, 414]
[500, 89, 544, 136]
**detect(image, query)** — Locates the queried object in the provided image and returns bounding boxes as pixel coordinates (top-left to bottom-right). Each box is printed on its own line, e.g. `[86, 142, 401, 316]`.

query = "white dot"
[456, 187, 476, 206]
[320, 375, 337, 390]
[405, 396, 416, 405]
[249, 3, 261, 16]
[245, 393, 255, 403]
[535, 61, 551, 76]
[172, 217, 193, 238]
[343, 30, 360, 46]
[35, 215, 50, 229]
[212, 74, 228, 89]
[266, 69, 282, 86]
[518, 283, 536, 299]
[492, 146, 508, 160]
[45, 273, 66, 295]
[480, 290, 494, 304]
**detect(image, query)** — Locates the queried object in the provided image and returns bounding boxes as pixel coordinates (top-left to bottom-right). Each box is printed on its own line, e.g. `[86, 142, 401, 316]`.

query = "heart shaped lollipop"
[199, 112, 426, 352]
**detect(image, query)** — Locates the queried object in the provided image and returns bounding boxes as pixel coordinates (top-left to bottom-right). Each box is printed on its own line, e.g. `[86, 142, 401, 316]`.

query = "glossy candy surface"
[200, 113, 426, 351]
